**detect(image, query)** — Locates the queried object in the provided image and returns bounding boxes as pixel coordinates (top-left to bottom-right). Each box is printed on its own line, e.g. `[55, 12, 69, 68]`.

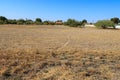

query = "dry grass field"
[0, 25, 120, 80]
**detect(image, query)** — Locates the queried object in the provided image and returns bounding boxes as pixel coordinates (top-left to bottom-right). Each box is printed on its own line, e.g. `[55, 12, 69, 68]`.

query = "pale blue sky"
[0, 0, 120, 22]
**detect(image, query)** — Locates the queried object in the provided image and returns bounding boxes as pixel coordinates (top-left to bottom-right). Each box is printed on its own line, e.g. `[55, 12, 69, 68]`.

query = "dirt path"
[56, 34, 71, 51]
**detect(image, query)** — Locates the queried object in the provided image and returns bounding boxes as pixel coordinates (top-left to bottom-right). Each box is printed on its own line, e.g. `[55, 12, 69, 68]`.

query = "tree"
[0, 16, 8, 24]
[7, 19, 17, 24]
[26, 19, 33, 24]
[35, 18, 42, 25]
[64, 19, 82, 27]
[43, 21, 49, 25]
[111, 17, 119, 24]
[17, 19, 25, 25]
[81, 19, 87, 27]
[95, 20, 115, 29]
[48, 21, 55, 25]
[82, 19, 87, 24]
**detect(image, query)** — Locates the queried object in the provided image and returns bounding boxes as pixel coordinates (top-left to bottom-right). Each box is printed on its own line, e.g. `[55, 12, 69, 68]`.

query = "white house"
[85, 24, 95, 27]
[115, 23, 120, 28]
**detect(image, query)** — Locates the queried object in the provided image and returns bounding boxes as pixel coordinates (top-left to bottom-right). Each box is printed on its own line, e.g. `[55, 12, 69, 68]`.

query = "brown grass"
[0, 25, 120, 80]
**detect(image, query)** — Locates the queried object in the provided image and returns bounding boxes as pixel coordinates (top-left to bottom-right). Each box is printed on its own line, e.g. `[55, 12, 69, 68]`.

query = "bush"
[34, 18, 42, 25]
[34, 21, 43, 25]
[43, 21, 49, 25]
[95, 20, 115, 29]
[26, 19, 33, 25]
[7, 19, 17, 24]
[48, 21, 55, 25]
[64, 19, 83, 27]
[17, 19, 25, 25]
[0, 16, 8, 24]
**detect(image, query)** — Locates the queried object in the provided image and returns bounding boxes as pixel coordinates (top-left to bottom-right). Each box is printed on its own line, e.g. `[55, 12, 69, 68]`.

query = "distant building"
[85, 24, 95, 27]
[115, 23, 120, 28]
[55, 20, 63, 25]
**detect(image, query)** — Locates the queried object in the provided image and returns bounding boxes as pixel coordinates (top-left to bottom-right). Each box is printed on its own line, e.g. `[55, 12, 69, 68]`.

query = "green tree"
[56, 20, 62, 22]
[81, 19, 87, 27]
[64, 19, 82, 27]
[43, 21, 49, 25]
[111, 17, 119, 24]
[82, 19, 87, 24]
[26, 19, 33, 24]
[0, 16, 8, 24]
[7, 19, 17, 24]
[48, 21, 55, 25]
[17, 19, 25, 25]
[95, 20, 115, 29]
[35, 18, 42, 25]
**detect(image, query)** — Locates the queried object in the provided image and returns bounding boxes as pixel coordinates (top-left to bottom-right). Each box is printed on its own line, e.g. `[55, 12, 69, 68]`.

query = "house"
[115, 23, 120, 28]
[85, 24, 95, 27]
[55, 20, 63, 25]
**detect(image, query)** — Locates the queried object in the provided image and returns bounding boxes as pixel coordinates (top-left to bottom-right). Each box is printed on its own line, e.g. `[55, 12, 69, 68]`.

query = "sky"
[0, 0, 120, 22]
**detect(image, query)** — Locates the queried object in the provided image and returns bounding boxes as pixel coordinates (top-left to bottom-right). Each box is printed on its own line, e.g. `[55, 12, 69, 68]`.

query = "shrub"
[26, 19, 33, 25]
[34, 21, 43, 25]
[35, 18, 42, 25]
[17, 19, 25, 25]
[7, 19, 17, 24]
[95, 20, 115, 29]
[64, 19, 83, 27]
[43, 21, 49, 25]
[0, 16, 8, 24]
[48, 21, 55, 25]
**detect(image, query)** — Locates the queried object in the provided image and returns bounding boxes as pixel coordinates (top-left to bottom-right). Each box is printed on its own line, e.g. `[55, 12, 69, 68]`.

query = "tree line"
[0, 16, 120, 29]
[95, 17, 120, 29]
[0, 16, 63, 25]
[0, 16, 87, 27]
